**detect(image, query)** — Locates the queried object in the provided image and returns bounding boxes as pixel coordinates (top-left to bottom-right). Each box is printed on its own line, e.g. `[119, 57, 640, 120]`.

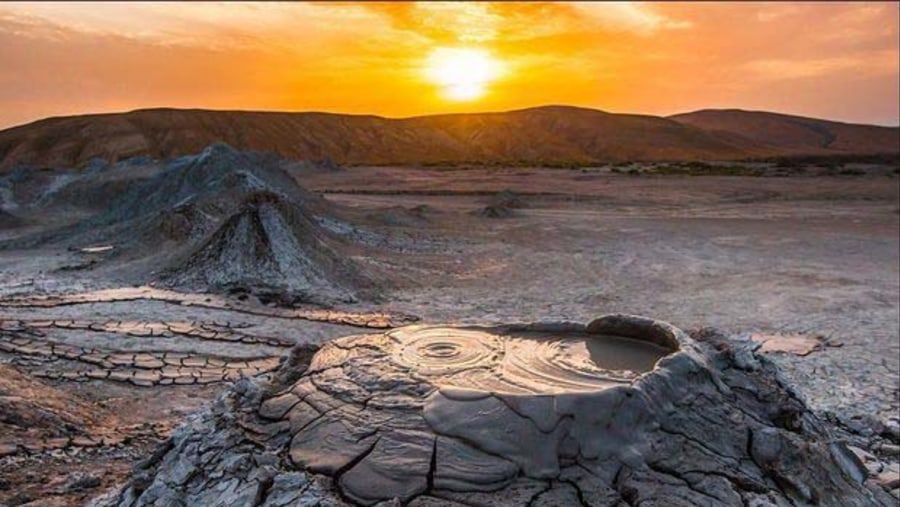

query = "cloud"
[741, 49, 899, 81]
[568, 2, 692, 34]
[755, 4, 803, 23]
[0, 2, 391, 52]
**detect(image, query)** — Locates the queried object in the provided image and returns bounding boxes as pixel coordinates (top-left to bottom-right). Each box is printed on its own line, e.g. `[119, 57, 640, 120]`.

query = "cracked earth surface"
[93, 317, 895, 507]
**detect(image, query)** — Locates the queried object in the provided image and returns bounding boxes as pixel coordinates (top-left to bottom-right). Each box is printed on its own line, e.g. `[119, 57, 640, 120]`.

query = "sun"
[424, 47, 503, 101]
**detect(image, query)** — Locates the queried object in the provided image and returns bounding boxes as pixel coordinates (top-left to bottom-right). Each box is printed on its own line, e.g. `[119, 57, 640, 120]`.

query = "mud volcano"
[160, 191, 375, 304]
[280, 318, 678, 504]
[97, 315, 893, 507]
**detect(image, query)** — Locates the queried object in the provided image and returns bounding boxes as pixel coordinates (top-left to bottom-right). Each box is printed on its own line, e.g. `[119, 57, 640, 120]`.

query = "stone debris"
[880, 443, 900, 457]
[95, 315, 896, 506]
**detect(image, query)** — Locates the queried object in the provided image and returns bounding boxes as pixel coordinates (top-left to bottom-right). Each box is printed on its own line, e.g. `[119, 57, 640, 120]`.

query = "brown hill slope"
[670, 109, 899, 155]
[0, 106, 896, 170]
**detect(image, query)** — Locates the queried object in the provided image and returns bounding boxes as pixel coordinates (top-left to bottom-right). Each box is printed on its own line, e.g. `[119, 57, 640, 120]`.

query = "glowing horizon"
[0, 1, 898, 129]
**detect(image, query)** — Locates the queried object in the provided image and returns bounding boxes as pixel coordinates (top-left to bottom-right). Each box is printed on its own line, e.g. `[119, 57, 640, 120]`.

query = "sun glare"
[424, 47, 502, 101]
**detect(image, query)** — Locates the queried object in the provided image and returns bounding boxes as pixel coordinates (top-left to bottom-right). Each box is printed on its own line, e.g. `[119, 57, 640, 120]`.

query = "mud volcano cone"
[95, 314, 893, 507]
[161, 191, 374, 304]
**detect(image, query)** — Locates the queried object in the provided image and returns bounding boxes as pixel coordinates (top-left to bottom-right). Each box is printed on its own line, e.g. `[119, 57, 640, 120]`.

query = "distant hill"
[669, 109, 899, 156]
[0, 105, 896, 170]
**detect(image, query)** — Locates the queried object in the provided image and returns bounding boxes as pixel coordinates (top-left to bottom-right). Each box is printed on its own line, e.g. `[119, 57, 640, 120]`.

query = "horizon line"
[3, 104, 899, 132]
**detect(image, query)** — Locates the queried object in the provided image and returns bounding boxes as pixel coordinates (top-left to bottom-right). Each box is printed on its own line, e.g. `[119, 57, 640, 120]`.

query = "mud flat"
[0, 148, 897, 505]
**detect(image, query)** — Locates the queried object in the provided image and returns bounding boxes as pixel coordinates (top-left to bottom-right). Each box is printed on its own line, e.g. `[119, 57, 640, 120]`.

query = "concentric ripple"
[386, 326, 672, 394]
[390, 327, 503, 376]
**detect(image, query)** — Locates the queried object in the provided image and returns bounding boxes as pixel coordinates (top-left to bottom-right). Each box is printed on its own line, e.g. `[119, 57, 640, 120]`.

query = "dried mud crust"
[0, 313, 287, 475]
[0, 363, 176, 507]
[0, 286, 414, 464]
[94, 315, 895, 507]
[0, 286, 417, 328]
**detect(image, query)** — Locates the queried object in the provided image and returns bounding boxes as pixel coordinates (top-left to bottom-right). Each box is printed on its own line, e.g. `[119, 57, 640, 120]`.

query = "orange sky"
[1, 1, 898, 129]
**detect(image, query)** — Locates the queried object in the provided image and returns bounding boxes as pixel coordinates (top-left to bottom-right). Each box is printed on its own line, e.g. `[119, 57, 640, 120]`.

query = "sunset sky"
[1, 1, 898, 129]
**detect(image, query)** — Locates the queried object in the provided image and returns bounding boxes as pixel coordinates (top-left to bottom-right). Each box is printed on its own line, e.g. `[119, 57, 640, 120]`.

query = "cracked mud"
[94, 316, 896, 506]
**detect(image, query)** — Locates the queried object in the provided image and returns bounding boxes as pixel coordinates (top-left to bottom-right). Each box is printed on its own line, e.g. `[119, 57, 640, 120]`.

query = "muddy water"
[389, 326, 673, 394]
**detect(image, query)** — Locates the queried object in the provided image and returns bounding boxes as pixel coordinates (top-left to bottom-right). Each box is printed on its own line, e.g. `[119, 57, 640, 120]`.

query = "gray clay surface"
[0, 147, 897, 505]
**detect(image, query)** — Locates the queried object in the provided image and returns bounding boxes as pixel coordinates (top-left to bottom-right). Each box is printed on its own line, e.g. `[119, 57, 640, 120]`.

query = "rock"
[845, 444, 883, 477]
[876, 470, 900, 490]
[492, 190, 525, 209]
[883, 419, 900, 442]
[470, 189, 528, 218]
[6, 492, 35, 506]
[879, 443, 900, 457]
[847, 445, 876, 464]
[92, 316, 896, 507]
[867, 462, 885, 476]
[0, 443, 18, 458]
[64, 473, 102, 492]
[841, 414, 883, 438]
[733, 344, 761, 371]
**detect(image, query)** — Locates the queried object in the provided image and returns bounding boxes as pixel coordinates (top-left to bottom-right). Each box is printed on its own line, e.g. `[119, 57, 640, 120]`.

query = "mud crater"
[259, 314, 691, 505]
[389, 325, 674, 394]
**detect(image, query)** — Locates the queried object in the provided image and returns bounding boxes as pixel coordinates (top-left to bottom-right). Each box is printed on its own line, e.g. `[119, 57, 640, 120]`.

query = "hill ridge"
[1, 105, 896, 170]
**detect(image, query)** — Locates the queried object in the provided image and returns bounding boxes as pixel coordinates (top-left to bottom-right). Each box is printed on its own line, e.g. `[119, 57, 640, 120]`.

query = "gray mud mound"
[139, 202, 213, 244]
[93, 315, 894, 507]
[473, 189, 525, 218]
[98, 143, 312, 223]
[0, 145, 385, 301]
[160, 191, 376, 305]
[1, 143, 328, 250]
[82, 143, 322, 246]
[492, 189, 526, 209]
[366, 205, 432, 227]
[473, 204, 515, 218]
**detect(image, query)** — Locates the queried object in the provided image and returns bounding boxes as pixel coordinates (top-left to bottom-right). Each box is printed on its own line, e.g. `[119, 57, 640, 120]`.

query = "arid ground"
[0, 157, 898, 505]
